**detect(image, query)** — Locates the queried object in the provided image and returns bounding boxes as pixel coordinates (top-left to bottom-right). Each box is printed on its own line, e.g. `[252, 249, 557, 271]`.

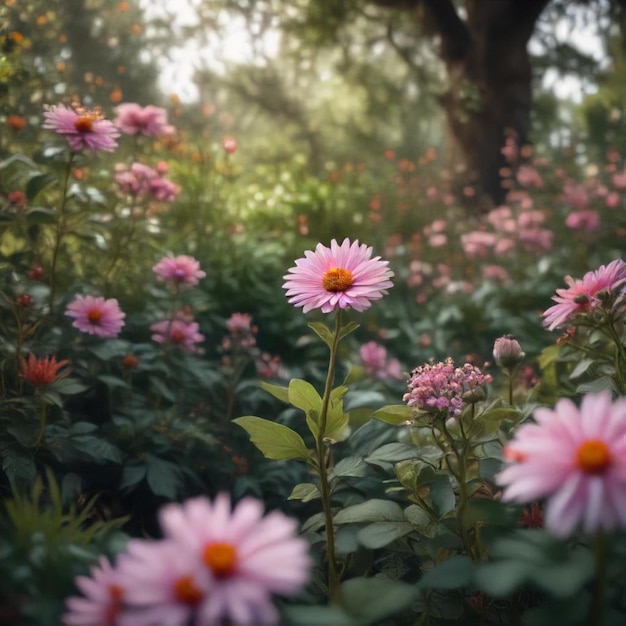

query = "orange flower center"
[577, 439, 612, 474]
[75, 115, 95, 132]
[173, 575, 203, 606]
[105, 584, 124, 625]
[87, 308, 103, 323]
[322, 267, 354, 292]
[202, 542, 237, 579]
[503, 446, 527, 463]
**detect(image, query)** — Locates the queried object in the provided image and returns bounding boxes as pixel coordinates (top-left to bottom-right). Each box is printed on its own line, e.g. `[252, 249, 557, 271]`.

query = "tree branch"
[420, 0, 471, 60]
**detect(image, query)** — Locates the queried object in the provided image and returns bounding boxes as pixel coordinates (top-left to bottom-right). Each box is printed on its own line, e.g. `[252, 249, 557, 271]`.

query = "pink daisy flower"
[65, 295, 126, 338]
[42, 104, 120, 152]
[283, 238, 393, 313]
[543, 259, 626, 330]
[114, 103, 175, 137]
[150, 318, 205, 352]
[158, 494, 311, 626]
[496, 391, 626, 538]
[115, 540, 212, 626]
[63, 556, 128, 626]
[153, 255, 206, 287]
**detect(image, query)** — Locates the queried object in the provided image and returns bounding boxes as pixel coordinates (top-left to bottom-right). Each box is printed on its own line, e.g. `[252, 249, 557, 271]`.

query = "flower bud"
[493, 335, 525, 369]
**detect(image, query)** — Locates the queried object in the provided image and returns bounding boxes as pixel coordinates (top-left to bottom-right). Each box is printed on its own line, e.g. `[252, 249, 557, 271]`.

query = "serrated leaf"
[373, 404, 413, 425]
[288, 482, 319, 502]
[72, 436, 122, 463]
[233, 416, 310, 460]
[260, 381, 289, 404]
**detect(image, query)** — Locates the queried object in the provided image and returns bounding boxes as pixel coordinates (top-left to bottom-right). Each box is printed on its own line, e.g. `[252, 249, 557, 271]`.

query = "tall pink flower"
[283, 238, 393, 313]
[496, 391, 626, 538]
[150, 317, 204, 352]
[543, 259, 626, 330]
[65, 295, 125, 338]
[43, 104, 119, 152]
[114, 103, 175, 137]
[360, 341, 402, 380]
[153, 255, 206, 287]
[63, 556, 128, 626]
[158, 494, 311, 626]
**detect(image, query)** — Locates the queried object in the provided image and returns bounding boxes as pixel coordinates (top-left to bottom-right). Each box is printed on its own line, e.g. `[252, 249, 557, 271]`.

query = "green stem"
[587, 531, 607, 626]
[316, 310, 342, 602]
[34, 398, 48, 450]
[507, 370, 514, 406]
[48, 153, 74, 311]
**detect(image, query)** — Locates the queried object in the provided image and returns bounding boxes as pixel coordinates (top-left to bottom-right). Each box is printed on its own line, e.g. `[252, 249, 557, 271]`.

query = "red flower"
[21, 354, 69, 387]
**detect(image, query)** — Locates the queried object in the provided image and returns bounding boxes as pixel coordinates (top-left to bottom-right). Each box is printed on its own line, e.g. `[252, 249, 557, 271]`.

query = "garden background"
[2, 1, 626, 625]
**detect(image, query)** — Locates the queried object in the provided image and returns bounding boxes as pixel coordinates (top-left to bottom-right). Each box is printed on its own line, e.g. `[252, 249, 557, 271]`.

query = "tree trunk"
[419, 0, 551, 209]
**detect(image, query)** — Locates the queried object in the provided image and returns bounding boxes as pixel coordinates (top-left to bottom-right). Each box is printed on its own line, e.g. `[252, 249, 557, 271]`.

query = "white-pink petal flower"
[496, 391, 626, 538]
[65, 295, 125, 338]
[283, 238, 393, 313]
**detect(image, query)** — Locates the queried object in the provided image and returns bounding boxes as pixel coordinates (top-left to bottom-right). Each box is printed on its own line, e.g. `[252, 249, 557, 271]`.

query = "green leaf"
[307, 321, 334, 349]
[373, 404, 413, 425]
[357, 521, 413, 549]
[26, 172, 57, 200]
[338, 577, 416, 623]
[233, 416, 310, 460]
[332, 456, 367, 478]
[344, 390, 386, 411]
[334, 499, 405, 524]
[430, 475, 456, 517]
[288, 379, 322, 413]
[284, 605, 358, 626]
[569, 358, 594, 379]
[97, 375, 130, 390]
[53, 378, 89, 395]
[72, 436, 122, 463]
[404, 504, 432, 529]
[120, 464, 146, 489]
[24, 207, 56, 223]
[146, 455, 180, 499]
[338, 321, 360, 342]
[365, 442, 418, 467]
[260, 381, 289, 404]
[419, 555, 475, 590]
[288, 482, 319, 502]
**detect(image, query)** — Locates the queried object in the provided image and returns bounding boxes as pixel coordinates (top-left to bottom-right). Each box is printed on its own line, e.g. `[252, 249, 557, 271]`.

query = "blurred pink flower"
[114, 103, 175, 136]
[65, 295, 125, 338]
[517, 209, 545, 229]
[226, 313, 253, 334]
[158, 494, 311, 626]
[606, 192, 620, 208]
[428, 234, 448, 247]
[63, 556, 127, 626]
[516, 164, 544, 189]
[565, 210, 600, 232]
[43, 104, 119, 152]
[403, 358, 492, 419]
[115, 162, 180, 202]
[460, 231, 497, 258]
[496, 392, 626, 538]
[255, 352, 288, 379]
[612, 171, 626, 190]
[562, 181, 590, 210]
[116, 540, 211, 626]
[360, 341, 402, 380]
[283, 238, 393, 313]
[518, 228, 553, 253]
[543, 259, 626, 330]
[222, 137, 238, 154]
[153, 255, 206, 287]
[482, 265, 509, 282]
[151, 317, 204, 352]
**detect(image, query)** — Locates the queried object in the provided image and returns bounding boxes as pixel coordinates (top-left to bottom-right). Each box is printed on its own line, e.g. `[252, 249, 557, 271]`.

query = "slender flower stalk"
[587, 531, 607, 626]
[315, 311, 342, 601]
[48, 153, 73, 311]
